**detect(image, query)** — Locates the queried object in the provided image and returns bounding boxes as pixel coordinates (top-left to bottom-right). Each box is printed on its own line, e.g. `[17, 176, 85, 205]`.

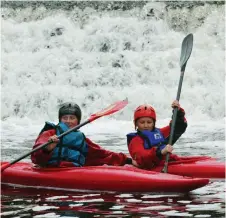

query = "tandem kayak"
[1, 162, 209, 193]
[152, 156, 225, 179]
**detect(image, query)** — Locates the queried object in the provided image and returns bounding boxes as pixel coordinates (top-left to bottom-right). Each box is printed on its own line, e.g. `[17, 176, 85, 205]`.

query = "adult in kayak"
[31, 103, 132, 167]
[127, 100, 187, 170]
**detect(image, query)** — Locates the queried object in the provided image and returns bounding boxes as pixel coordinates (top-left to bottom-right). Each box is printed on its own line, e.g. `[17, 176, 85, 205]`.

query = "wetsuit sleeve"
[31, 129, 56, 166]
[159, 107, 187, 145]
[84, 138, 130, 166]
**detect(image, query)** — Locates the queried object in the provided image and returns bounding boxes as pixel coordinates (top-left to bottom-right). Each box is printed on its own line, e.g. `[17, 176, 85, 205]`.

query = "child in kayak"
[31, 103, 132, 167]
[127, 100, 187, 170]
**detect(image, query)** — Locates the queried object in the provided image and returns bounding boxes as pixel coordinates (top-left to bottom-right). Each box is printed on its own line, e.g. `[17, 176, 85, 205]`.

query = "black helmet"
[58, 102, 82, 123]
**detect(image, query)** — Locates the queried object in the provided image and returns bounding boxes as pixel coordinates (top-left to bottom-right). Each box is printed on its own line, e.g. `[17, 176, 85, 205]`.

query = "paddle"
[162, 33, 193, 173]
[1, 99, 128, 172]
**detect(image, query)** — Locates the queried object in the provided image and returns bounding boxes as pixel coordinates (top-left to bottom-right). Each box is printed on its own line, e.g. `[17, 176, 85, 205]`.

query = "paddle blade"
[89, 99, 128, 122]
[180, 33, 193, 69]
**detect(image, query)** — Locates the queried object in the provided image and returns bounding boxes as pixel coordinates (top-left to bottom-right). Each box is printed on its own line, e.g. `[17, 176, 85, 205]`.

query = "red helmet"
[134, 104, 156, 121]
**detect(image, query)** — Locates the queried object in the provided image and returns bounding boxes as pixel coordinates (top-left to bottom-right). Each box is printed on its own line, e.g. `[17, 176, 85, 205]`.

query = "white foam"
[1, 3, 224, 122]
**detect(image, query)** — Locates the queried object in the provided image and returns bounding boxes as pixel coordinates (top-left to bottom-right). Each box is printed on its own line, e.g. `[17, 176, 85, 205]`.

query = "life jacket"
[126, 128, 167, 150]
[40, 122, 88, 167]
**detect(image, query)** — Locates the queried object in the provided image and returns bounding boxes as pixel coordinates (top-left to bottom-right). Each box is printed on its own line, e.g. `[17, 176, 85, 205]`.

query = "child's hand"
[132, 159, 139, 167]
[161, 144, 173, 155]
[171, 100, 180, 109]
[49, 135, 59, 143]
[46, 135, 59, 151]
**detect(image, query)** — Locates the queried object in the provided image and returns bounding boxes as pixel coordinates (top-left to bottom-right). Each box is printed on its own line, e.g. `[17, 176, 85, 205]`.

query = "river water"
[1, 1, 225, 217]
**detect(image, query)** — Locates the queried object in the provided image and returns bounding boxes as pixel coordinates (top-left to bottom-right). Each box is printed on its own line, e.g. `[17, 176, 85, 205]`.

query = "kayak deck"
[1, 162, 209, 193]
[152, 156, 225, 179]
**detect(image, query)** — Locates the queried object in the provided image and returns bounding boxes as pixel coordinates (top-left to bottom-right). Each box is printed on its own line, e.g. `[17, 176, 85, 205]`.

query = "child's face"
[135, 117, 155, 131]
[61, 115, 79, 128]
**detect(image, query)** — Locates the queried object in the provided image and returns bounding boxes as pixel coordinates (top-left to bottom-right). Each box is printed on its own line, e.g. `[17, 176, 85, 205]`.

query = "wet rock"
[50, 27, 64, 37]
[100, 43, 110, 52]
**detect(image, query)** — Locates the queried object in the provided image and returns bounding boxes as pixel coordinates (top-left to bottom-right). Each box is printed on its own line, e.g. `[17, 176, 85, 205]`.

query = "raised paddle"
[1, 99, 128, 172]
[162, 33, 193, 173]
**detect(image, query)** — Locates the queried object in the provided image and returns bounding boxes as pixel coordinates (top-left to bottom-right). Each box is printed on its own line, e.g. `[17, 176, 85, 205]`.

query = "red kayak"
[1, 162, 208, 193]
[152, 156, 225, 179]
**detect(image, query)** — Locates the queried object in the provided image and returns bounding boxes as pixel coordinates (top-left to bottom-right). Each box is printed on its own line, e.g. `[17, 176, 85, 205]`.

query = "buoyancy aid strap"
[137, 130, 152, 149]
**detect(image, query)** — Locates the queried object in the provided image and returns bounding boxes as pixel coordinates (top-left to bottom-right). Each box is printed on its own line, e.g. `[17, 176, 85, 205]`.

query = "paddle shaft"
[168, 65, 186, 145]
[162, 68, 185, 173]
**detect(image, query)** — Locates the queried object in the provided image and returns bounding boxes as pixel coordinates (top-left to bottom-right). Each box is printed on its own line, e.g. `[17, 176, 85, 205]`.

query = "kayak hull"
[1, 162, 209, 193]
